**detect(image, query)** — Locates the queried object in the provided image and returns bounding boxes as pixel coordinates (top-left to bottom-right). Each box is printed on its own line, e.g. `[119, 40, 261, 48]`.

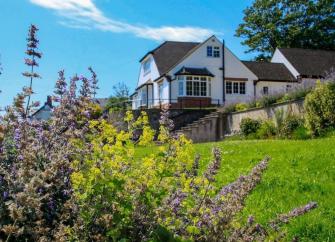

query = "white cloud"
[29, 0, 216, 42]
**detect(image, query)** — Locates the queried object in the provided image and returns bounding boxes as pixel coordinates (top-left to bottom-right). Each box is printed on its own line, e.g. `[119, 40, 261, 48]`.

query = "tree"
[22, 24, 42, 116]
[236, 0, 335, 60]
[106, 82, 130, 111]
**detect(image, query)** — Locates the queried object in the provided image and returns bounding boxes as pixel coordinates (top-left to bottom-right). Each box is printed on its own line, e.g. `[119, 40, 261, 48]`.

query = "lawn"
[136, 136, 335, 241]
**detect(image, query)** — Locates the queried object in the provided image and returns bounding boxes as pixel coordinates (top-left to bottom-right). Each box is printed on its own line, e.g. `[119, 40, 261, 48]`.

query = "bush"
[240, 118, 262, 137]
[304, 81, 335, 136]
[235, 103, 248, 111]
[257, 120, 277, 139]
[280, 115, 304, 139]
[292, 126, 311, 140]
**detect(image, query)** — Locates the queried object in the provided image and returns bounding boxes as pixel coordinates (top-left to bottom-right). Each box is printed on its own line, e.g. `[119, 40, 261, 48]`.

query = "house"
[31, 96, 53, 120]
[131, 35, 335, 109]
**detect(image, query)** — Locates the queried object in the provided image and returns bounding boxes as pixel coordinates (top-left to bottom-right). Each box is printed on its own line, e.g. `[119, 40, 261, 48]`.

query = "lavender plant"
[22, 24, 42, 117]
[0, 67, 98, 241]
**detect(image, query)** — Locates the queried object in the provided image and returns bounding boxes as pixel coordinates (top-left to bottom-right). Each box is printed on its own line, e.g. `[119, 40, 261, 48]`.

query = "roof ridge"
[278, 47, 335, 52]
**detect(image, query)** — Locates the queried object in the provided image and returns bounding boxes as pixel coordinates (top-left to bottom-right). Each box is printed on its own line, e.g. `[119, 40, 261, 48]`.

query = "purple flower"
[3, 191, 9, 200]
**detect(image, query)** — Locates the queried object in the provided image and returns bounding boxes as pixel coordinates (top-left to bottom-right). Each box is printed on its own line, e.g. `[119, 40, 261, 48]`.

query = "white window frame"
[207, 46, 220, 58]
[178, 75, 211, 97]
[143, 59, 151, 75]
[226, 81, 247, 95]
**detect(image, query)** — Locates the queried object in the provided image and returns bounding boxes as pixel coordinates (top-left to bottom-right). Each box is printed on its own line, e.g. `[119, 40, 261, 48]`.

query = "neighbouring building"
[31, 96, 53, 120]
[131, 35, 335, 109]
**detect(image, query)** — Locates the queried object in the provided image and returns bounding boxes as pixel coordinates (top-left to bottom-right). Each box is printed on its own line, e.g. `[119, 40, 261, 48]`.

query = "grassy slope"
[136, 137, 335, 241]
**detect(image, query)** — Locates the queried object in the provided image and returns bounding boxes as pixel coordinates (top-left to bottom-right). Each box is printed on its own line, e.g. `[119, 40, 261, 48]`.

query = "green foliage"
[236, 0, 335, 59]
[304, 82, 335, 136]
[235, 103, 248, 111]
[240, 118, 262, 137]
[257, 120, 277, 139]
[279, 115, 304, 139]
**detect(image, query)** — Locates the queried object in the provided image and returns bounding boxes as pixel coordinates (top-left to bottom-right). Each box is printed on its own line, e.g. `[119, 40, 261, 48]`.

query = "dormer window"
[143, 59, 151, 75]
[207, 46, 220, 58]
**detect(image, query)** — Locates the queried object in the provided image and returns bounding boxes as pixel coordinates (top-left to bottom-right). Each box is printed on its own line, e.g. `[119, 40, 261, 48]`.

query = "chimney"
[46, 95, 52, 107]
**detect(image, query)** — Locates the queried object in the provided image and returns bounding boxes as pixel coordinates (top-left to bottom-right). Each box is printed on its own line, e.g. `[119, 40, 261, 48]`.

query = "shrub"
[304, 81, 335, 136]
[292, 126, 311, 140]
[257, 120, 277, 139]
[223, 103, 237, 113]
[235, 103, 248, 111]
[240, 118, 262, 137]
[280, 115, 304, 139]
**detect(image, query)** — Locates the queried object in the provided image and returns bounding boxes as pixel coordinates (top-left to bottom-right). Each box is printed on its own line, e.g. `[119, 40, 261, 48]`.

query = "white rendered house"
[131, 35, 335, 109]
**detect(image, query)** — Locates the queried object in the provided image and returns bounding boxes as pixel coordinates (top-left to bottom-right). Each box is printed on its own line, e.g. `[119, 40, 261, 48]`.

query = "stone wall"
[224, 99, 305, 134]
[107, 109, 215, 132]
[178, 99, 305, 143]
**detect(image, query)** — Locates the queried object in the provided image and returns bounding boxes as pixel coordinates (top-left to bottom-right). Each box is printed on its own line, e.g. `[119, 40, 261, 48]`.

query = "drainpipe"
[222, 39, 225, 105]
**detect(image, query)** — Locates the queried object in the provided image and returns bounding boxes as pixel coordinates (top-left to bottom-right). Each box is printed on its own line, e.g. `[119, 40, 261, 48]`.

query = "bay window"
[179, 76, 211, 97]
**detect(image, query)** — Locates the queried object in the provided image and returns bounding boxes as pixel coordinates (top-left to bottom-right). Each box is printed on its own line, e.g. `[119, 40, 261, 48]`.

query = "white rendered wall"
[255, 81, 299, 98]
[271, 49, 300, 78]
[137, 55, 160, 87]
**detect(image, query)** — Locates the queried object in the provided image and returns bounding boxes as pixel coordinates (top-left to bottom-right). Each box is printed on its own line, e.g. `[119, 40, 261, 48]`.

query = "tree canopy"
[236, 0, 335, 60]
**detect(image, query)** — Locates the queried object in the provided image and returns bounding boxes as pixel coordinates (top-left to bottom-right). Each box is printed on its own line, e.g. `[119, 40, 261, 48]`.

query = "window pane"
[201, 82, 207, 96]
[194, 81, 200, 96]
[239, 82, 246, 94]
[186, 76, 192, 80]
[226, 82, 232, 94]
[214, 47, 220, 58]
[186, 81, 193, 96]
[178, 81, 184, 96]
[263, 86, 269, 95]
[233, 82, 239, 94]
[201, 77, 207, 81]
[194, 76, 200, 80]
[158, 84, 163, 99]
[143, 59, 151, 74]
[207, 46, 213, 57]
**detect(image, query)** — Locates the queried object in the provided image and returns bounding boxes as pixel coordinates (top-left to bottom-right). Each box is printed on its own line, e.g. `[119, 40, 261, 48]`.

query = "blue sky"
[0, 0, 256, 107]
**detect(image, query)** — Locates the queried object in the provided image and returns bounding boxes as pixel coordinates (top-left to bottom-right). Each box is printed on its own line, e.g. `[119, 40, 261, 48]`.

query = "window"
[239, 82, 246, 94]
[207, 46, 220, 58]
[233, 82, 239, 94]
[141, 89, 147, 106]
[143, 59, 151, 75]
[226, 81, 246, 95]
[158, 83, 163, 100]
[186, 81, 193, 96]
[200, 82, 207, 96]
[180, 76, 209, 97]
[207, 46, 213, 57]
[226, 82, 232, 94]
[286, 84, 292, 92]
[194, 81, 200, 96]
[263, 86, 269, 95]
[178, 81, 184, 96]
[214, 46, 220, 57]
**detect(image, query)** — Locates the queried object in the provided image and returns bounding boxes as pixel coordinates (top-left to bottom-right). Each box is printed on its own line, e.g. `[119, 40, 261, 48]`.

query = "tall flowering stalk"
[22, 24, 42, 116]
[0, 68, 97, 241]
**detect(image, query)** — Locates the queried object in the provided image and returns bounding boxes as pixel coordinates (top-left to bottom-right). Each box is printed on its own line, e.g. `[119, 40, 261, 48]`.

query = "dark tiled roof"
[140, 41, 200, 75]
[175, 67, 214, 77]
[242, 61, 296, 82]
[278, 48, 335, 77]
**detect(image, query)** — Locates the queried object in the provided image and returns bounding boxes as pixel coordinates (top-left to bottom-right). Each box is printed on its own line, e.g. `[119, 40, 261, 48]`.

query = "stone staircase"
[175, 110, 225, 143]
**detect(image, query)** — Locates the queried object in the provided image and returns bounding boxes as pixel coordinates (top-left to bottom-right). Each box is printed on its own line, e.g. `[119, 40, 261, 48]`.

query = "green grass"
[136, 136, 335, 241]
